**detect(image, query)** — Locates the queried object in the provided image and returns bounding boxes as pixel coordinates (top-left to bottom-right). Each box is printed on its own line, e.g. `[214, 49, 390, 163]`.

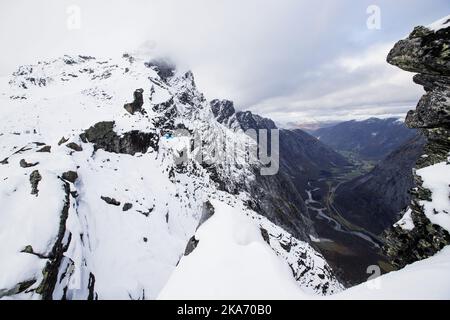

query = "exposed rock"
[280, 240, 292, 253]
[0, 279, 37, 299]
[37, 145, 51, 153]
[182, 202, 215, 256]
[58, 137, 68, 145]
[66, 142, 83, 152]
[123, 89, 144, 115]
[210, 99, 236, 124]
[236, 111, 277, 131]
[260, 227, 270, 244]
[137, 208, 153, 217]
[20, 159, 39, 168]
[61, 171, 78, 183]
[387, 25, 450, 76]
[196, 200, 215, 230]
[184, 236, 199, 256]
[87, 273, 97, 300]
[145, 58, 176, 81]
[21, 245, 34, 254]
[384, 203, 450, 268]
[36, 181, 72, 299]
[384, 19, 450, 267]
[21, 245, 48, 259]
[211, 100, 277, 131]
[30, 170, 42, 195]
[152, 98, 178, 133]
[80, 121, 159, 155]
[100, 196, 121, 206]
[122, 203, 133, 211]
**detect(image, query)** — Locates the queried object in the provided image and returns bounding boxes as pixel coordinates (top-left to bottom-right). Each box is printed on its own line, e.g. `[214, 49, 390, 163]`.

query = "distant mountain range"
[311, 118, 418, 161]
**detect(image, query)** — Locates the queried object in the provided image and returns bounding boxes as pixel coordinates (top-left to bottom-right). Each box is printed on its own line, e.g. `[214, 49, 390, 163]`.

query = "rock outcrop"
[384, 18, 450, 268]
[123, 89, 144, 115]
[80, 121, 159, 155]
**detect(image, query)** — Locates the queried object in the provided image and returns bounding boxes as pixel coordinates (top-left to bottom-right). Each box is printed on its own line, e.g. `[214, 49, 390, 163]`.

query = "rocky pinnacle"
[383, 20, 450, 268]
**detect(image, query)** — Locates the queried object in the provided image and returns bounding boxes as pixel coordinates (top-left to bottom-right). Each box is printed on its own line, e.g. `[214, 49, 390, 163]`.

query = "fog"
[1, 0, 448, 124]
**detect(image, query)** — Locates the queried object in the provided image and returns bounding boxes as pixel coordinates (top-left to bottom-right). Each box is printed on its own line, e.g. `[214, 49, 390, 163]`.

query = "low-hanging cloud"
[0, 0, 448, 125]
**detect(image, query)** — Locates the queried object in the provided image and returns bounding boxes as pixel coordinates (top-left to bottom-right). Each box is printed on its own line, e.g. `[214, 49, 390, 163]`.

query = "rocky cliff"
[383, 16, 450, 268]
[210, 99, 350, 241]
[335, 133, 426, 235]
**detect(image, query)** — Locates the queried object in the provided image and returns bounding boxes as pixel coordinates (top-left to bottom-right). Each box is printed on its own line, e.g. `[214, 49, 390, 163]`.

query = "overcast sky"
[1, 0, 449, 125]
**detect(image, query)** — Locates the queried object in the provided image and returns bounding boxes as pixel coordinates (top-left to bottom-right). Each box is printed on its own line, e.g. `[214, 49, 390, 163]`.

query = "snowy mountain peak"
[0, 53, 343, 299]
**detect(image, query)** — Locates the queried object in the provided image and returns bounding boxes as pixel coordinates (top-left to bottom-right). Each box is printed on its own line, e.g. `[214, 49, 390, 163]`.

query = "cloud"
[252, 43, 424, 124]
[0, 0, 447, 124]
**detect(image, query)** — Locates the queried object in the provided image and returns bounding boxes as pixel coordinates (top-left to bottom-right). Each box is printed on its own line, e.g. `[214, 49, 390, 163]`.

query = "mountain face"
[312, 118, 417, 161]
[0, 55, 342, 299]
[210, 99, 351, 241]
[334, 133, 426, 235]
[383, 18, 450, 268]
[210, 100, 393, 286]
[209, 99, 314, 241]
[210, 99, 350, 195]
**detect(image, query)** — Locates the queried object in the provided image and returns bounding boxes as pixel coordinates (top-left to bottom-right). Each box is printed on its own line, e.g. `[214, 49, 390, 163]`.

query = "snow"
[159, 198, 450, 300]
[395, 208, 415, 231]
[0, 55, 210, 299]
[417, 162, 450, 232]
[427, 14, 450, 32]
[0, 141, 74, 296]
[1, 51, 449, 300]
[335, 246, 450, 299]
[158, 200, 309, 300]
[0, 53, 340, 299]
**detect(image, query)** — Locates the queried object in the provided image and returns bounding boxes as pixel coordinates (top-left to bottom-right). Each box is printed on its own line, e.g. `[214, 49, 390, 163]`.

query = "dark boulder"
[80, 121, 159, 155]
[100, 196, 121, 206]
[61, 171, 78, 183]
[123, 89, 144, 115]
[20, 159, 39, 168]
[58, 137, 68, 146]
[30, 170, 42, 195]
[66, 142, 83, 152]
[122, 203, 133, 211]
[37, 145, 51, 153]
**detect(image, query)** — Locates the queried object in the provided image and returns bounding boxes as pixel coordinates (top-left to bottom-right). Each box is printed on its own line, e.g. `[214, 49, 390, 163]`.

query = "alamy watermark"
[366, 5, 381, 30]
[168, 128, 280, 176]
[366, 265, 382, 290]
[66, 5, 82, 30]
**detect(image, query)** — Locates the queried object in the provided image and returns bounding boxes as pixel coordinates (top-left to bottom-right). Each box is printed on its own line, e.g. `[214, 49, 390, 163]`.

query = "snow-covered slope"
[335, 246, 450, 300]
[159, 199, 341, 300]
[0, 54, 342, 299]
